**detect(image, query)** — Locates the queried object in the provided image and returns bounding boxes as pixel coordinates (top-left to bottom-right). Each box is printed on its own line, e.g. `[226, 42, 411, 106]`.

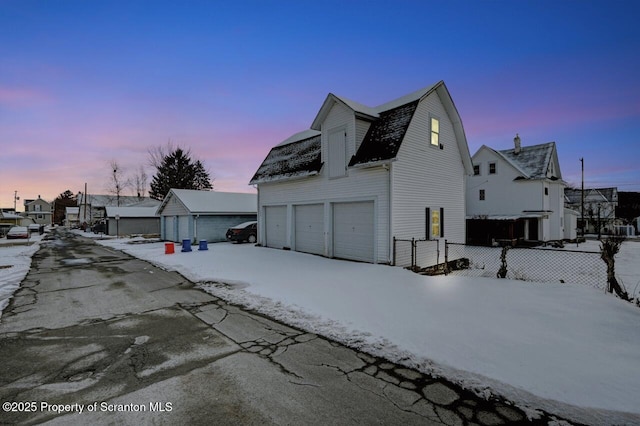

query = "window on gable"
[473, 164, 480, 175]
[430, 117, 439, 147]
[479, 189, 485, 200]
[545, 187, 549, 196]
[489, 162, 496, 174]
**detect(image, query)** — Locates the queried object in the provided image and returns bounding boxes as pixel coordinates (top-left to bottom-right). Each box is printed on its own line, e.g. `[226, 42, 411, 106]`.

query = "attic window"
[489, 162, 496, 174]
[473, 164, 480, 175]
[430, 117, 439, 146]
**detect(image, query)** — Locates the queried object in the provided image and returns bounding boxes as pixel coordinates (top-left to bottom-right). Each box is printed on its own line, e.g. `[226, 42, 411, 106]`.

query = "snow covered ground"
[0, 234, 43, 314]
[1, 230, 639, 424]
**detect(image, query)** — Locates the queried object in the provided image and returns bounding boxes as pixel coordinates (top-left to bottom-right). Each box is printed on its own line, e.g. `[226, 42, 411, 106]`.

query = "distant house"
[156, 189, 257, 243]
[565, 187, 619, 235]
[65, 207, 80, 228]
[104, 206, 160, 236]
[23, 195, 53, 225]
[77, 193, 160, 225]
[250, 80, 473, 264]
[466, 135, 567, 245]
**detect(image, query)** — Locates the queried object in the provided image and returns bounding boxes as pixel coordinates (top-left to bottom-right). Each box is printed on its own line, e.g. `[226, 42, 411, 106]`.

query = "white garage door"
[178, 216, 190, 242]
[333, 201, 374, 262]
[295, 204, 324, 255]
[265, 206, 287, 249]
[165, 216, 176, 241]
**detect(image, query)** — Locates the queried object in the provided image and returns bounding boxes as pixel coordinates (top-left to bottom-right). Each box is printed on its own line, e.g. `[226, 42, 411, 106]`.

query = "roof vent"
[514, 133, 521, 155]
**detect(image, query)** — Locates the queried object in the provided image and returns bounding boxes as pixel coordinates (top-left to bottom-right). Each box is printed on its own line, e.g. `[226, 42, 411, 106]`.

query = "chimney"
[514, 133, 521, 154]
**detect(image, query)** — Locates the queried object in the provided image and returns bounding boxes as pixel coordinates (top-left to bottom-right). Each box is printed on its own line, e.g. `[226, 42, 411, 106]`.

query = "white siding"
[160, 196, 188, 216]
[392, 91, 467, 245]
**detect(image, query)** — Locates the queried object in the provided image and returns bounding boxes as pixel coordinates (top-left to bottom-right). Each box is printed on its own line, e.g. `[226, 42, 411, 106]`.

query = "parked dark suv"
[226, 221, 257, 243]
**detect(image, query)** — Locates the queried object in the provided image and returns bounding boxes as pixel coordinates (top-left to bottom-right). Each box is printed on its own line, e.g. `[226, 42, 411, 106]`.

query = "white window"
[430, 117, 439, 147]
[473, 164, 480, 175]
[489, 162, 496, 174]
[328, 128, 347, 178]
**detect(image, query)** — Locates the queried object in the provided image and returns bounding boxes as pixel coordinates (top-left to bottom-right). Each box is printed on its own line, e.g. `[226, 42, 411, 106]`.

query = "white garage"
[265, 206, 287, 249]
[332, 201, 374, 263]
[294, 204, 324, 255]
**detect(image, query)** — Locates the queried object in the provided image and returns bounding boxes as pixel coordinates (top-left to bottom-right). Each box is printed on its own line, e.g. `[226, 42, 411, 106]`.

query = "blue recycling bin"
[198, 240, 208, 251]
[181, 239, 192, 252]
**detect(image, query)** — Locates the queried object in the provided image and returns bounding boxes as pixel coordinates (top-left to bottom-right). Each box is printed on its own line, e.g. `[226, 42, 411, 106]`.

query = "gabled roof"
[249, 133, 322, 185]
[252, 80, 473, 183]
[496, 142, 560, 180]
[157, 189, 257, 215]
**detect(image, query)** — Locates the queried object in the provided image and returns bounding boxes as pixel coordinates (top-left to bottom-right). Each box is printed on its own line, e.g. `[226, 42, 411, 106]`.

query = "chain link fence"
[393, 238, 606, 290]
[445, 242, 606, 290]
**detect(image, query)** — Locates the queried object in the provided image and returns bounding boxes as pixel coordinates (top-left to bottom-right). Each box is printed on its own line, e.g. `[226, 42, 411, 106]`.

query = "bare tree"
[132, 165, 148, 198]
[600, 235, 630, 300]
[107, 160, 130, 207]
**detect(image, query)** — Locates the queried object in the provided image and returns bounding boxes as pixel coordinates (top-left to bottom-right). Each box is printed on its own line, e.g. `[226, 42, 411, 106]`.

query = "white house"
[250, 80, 473, 264]
[23, 196, 53, 225]
[466, 135, 566, 245]
[157, 189, 257, 243]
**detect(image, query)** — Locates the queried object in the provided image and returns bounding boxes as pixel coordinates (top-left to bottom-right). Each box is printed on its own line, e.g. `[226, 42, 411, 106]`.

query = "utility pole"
[580, 158, 584, 237]
[13, 190, 19, 212]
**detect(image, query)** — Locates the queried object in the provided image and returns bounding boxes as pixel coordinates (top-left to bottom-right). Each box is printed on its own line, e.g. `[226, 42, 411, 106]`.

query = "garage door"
[178, 216, 190, 242]
[165, 216, 176, 241]
[333, 201, 374, 262]
[295, 204, 324, 255]
[265, 206, 287, 249]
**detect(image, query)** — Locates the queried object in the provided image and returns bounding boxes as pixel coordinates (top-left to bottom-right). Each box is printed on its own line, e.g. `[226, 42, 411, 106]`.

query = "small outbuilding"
[156, 189, 257, 243]
[104, 206, 160, 236]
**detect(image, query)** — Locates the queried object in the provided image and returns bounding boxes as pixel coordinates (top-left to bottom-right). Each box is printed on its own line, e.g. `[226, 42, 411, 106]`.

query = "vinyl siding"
[160, 196, 189, 216]
[391, 91, 467, 244]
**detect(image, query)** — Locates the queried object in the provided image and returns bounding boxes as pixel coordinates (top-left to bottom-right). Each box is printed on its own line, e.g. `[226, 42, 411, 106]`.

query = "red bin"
[165, 242, 175, 254]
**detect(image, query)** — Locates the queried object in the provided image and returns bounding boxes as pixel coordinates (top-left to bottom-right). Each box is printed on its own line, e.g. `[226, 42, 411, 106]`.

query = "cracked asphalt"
[0, 229, 572, 425]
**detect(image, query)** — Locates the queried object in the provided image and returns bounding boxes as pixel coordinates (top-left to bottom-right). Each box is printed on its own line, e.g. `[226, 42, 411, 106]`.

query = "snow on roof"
[497, 142, 556, 179]
[105, 206, 159, 218]
[250, 134, 322, 184]
[161, 189, 257, 214]
[276, 129, 321, 147]
[252, 81, 469, 181]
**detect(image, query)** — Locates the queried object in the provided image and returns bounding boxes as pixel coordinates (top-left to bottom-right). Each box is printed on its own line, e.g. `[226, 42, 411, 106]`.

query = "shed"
[105, 206, 160, 236]
[156, 189, 257, 243]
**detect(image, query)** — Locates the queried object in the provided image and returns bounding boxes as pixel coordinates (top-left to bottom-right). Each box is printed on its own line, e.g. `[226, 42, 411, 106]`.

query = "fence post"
[411, 238, 415, 271]
[444, 239, 449, 275]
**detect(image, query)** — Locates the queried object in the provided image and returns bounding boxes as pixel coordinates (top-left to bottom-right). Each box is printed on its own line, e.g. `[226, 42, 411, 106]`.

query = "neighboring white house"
[565, 187, 619, 235]
[250, 80, 473, 264]
[466, 135, 566, 245]
[104, 206, 160, 236]
[65, 207, 80, 228]
[23, 196, 53, 225]
[156, 189, 257, 243]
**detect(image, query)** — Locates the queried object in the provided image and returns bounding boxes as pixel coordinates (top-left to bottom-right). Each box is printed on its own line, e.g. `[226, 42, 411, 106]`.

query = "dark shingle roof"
[349, 100, 419, 167]
[249, 135, 322, 184]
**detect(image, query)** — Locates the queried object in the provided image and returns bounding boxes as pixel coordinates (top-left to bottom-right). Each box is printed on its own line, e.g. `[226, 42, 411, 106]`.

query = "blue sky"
[1, 0, 638, 208]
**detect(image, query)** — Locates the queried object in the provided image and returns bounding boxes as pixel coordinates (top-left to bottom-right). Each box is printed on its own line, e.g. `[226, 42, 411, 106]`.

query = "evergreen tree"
[149, 148, 213, 200]
[53, 190, 77, 225]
